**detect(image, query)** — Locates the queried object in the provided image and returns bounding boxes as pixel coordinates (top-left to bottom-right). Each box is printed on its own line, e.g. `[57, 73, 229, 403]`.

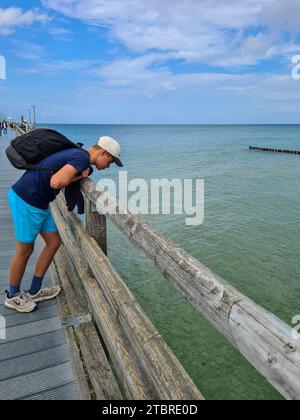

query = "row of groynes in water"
[249, 145, 300, 155]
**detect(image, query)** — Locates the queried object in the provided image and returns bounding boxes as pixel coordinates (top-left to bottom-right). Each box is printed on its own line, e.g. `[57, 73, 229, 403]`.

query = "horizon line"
[36, 122, 300, 126]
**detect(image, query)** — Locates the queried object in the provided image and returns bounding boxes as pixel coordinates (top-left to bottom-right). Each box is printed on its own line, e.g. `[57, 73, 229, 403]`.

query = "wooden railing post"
[85, 196, 107, 255]
[52, 196, 204, 400]
[80, 178, 300, 400]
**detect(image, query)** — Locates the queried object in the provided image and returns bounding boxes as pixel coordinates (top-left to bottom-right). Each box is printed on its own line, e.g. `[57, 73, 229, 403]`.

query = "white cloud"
[11, 38, 100, 75]
[0, 7, 49, 36]
[85, 47, 300, 108]
[49, 27, 73, 39]
[90, 52, 254, 99]
[17, 59, 101, 75]
[42, 0, 300, 67]
[17, 58, 103, 76]
[14, 41, 46, 61]
[8, 0, 299, 124]
[12, 39, 101, 75]
[260, 0, 300, 32]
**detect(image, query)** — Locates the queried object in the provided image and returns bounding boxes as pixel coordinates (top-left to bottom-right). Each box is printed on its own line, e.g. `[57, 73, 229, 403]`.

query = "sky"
[1, 0, 300, 124]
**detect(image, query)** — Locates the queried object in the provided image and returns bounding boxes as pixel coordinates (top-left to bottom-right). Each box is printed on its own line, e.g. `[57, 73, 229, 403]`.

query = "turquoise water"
[42, 124, 300, 400]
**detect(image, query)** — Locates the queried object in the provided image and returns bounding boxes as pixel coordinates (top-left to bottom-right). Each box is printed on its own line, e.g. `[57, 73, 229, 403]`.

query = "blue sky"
[1, 0, 300, 124]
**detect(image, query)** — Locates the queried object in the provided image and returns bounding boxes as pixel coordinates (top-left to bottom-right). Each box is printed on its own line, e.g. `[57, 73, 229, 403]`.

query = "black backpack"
[6, 128, 84, 173]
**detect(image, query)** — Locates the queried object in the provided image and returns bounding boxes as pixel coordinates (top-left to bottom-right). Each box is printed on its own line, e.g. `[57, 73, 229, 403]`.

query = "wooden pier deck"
[0, 133, 79, 400]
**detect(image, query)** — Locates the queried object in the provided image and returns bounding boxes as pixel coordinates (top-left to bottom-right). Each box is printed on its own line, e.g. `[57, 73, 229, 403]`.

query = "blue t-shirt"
[12, 148, 90, 210]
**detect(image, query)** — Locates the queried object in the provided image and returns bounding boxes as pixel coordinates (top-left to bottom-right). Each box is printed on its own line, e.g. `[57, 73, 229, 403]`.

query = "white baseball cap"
[98, 136, 123, 167]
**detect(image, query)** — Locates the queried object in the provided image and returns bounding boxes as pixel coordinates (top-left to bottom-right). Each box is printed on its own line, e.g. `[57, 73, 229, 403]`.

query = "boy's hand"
[70, 168, 90, 184]
[50, 165, 91, 189]
[81, 168, 90, 178]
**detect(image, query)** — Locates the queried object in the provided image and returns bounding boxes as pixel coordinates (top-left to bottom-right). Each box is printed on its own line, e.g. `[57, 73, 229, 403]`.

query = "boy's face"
[95, 149, 114, 170]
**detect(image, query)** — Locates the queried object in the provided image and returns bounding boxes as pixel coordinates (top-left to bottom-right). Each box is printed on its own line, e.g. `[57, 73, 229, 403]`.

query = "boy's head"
[89, 136, 123, 170]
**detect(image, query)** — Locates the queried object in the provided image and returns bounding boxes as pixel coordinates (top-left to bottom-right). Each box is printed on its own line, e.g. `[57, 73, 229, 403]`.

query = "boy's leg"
[34, 231, 62, 278]
[9, 241, 35, 290]
[5, 241, 37, 313]
[26, 231, 62, 303]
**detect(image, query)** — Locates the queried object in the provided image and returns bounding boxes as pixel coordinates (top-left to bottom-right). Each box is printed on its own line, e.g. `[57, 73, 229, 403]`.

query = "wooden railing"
[14, 123, 35, 136]
[12, 125, 202, 399]
[51, 194, 204, 400]
[50, 177, 300, 400]
[14, 125, 26, 136]
[11, 125, 300, 399]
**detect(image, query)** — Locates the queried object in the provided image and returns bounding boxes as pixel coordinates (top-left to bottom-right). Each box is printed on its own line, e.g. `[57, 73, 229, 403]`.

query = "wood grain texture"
[78, 177, 300, 400]
[53, 248, 122, 400]
[51, 196, 204, 400]
[85, 197, 107, 255]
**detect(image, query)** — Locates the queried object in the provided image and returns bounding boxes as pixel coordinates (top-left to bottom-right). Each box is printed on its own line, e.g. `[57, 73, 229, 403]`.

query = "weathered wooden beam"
[50, 261, 91, 401]
[85, 196, 107, 255]
[51, 201, 154, 400]
[14, 125, 25, 136]
[80, 178, 300, 400]
[53, 247, 123, 400]
[51, 197, 204, 400]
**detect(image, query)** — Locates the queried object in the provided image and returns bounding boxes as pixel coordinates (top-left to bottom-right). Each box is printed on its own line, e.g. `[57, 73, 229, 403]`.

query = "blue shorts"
[8, 188, 58, 244]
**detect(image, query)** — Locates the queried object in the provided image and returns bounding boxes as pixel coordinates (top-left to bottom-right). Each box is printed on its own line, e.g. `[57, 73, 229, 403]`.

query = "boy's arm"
[50, 165, 90, 189]
[69, 168, 91, 184]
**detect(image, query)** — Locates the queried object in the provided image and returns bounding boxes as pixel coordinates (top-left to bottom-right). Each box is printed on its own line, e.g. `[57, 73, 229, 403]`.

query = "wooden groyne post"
[250, 146, 300, 155]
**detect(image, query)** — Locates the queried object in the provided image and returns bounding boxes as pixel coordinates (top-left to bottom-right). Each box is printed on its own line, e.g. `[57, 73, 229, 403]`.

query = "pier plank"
[0, 362, 76, 400]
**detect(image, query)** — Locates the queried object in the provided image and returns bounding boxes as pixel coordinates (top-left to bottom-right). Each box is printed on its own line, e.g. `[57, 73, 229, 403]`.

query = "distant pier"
[249, 146, 300, 155]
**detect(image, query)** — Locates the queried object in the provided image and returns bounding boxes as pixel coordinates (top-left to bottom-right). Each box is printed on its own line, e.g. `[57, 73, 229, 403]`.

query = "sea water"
[42, 124, 300, 400]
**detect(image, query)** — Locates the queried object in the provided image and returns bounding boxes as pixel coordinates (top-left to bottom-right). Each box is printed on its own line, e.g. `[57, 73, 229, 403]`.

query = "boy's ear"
[95, 149, 103, 158]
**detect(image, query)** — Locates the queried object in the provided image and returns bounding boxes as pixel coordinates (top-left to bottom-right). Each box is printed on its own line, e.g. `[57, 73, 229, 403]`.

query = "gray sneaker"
[5, 292, 37, 313]
[25, 286, 61, 303]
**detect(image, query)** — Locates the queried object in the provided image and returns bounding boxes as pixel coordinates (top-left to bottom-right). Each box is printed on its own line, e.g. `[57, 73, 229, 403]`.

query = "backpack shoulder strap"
[24, 164, 55, 173]
[24, 145, 86, 173]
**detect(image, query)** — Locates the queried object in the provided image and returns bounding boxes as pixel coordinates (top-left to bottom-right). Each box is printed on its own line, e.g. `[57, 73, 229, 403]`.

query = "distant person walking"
[0, 120, 8, 135]
[3, 120, 8, 135]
